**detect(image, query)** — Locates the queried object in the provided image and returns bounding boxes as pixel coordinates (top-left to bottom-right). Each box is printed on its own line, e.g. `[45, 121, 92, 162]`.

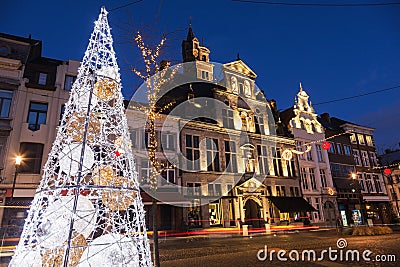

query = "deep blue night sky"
[2, 0, 400, 151]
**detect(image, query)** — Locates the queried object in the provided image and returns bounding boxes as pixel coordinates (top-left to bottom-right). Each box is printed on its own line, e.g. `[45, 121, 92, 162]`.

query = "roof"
[0, 32, 41, 45]
[380, 150, 400, 165]
[223, 59, 257, 79]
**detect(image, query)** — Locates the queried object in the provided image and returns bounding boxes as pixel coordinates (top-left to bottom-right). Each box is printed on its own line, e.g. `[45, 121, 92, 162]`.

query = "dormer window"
[38, 72, 48, 85]
[201, 70, 209, 80]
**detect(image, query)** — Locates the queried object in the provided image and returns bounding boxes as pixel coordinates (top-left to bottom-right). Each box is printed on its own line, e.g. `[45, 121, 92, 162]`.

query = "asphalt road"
[158, 230, 400, 267]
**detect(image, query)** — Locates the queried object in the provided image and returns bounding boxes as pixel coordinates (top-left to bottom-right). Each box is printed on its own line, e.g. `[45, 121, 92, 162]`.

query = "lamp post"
[351, 172, 363, 225]
[11, 155, 22, 200]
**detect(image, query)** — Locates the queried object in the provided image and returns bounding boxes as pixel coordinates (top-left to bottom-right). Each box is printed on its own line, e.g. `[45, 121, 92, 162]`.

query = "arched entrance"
[324, 201, 336, 227]
[244, 199, 262, 228]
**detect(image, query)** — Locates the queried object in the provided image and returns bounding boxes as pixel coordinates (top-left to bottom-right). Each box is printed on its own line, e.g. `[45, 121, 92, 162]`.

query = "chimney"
[321, 113, 331, 123]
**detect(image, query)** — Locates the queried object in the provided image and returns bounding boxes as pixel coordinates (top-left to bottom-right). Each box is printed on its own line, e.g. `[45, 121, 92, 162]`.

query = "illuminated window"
[357, 134, 365, 145]
[366, 135, 373, 146]
[350, 133, 357, 144]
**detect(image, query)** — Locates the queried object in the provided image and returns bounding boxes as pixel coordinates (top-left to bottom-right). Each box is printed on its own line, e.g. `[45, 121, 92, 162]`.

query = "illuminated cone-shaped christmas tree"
[10, 7, 152, 267]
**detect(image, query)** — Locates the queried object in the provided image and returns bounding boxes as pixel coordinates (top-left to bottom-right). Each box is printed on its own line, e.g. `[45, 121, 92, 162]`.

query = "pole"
[11, 165, 19, 201]
[152, 197, 160, 267]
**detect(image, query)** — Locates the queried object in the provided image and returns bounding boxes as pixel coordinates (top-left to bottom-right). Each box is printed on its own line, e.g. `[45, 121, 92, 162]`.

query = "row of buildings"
[0, 28, 398, 237]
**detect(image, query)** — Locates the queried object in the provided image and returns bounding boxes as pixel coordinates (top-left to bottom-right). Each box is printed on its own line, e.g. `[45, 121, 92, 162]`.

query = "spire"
[299, 82, 303, 92]
[237, 52, 241, 61]
[187, 24, 195, 40]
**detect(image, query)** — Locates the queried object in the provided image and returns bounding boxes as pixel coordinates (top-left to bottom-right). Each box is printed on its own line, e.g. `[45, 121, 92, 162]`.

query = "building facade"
[0, 32, 78, 238]
[281, 85, 338, 226]
[380, 149, 400, 219]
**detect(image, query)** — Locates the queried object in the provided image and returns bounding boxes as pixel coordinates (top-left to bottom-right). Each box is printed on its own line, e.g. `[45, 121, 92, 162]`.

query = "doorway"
[244, 199, 262, 228]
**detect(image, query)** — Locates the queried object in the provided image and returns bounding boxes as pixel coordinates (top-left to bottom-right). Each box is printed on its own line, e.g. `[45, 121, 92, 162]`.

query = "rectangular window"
[366, 135, 373, 146]
[19, 143, 44, 174]
[316, 144, 324, 162]
[255, 115, 265, 134]
[361, 151, 370, 167]
[350, 133, 357, 144]
[343, 145, 351, 155]
[186, 134, 200, 170]
[328, 142, 335, 153]
[266, 186, 272, 196]
[0, 138, 6, 169]
[141, 131, 150, 149]
[373, 175, 382, 193]
[161, 161, 175, 185]
[357, 134, 365, 145]
[224, 140, 237, 173]
[208, 184, 215, 196]
[310, 168, 316, 190]
[272, 147, 283, 176]
[320, 169, 327, 188]
[27, 102, 48, 131]
[290, 187, 295, 197]
[38, 72, 48, 85]
[0, 90, 13, 118]
[141, 159, 152, 185]
[201, 70, 209, 80]
[239, 83, 244, 95]
[161, 132, 176, 151]
[64, 75, 77, 90]
[369, 152, 378, 167]
[301, 167, 308, 190]
[187, 182, 201, 196]
[353, 150, 361, 166]
[276, 185, 281, 196]
[358, 173, 365, 191]
[336, 143, 342, 154]
[294, 187, 300, 197]
[215, 184, 222, 196]
[130, 130, 137, 149]
[222, 109, 234, 129]
[206, 138, 220, 172]
[365, 174, 374, 193]
[296, 141, 305, 160]
[257, 144, 268, 174]
[306, 148, 313, 161]
[330, 163, 355, 178]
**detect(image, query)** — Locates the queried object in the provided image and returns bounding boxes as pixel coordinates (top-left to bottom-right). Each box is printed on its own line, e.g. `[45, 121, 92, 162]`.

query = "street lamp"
[11, 155, 22, 200]
[350, 172, 363, 225]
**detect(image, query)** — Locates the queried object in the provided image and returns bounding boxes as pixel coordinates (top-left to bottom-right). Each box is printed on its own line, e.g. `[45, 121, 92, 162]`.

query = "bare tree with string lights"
[131, 31, 179, 267]
[9, 7, 152, 267]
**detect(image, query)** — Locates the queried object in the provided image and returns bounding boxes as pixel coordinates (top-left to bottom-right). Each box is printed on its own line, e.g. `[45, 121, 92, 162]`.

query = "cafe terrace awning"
[267, 196, 317, 212]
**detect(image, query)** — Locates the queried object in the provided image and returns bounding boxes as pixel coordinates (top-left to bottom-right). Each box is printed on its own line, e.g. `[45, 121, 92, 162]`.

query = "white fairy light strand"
[10, 6, 152, 267]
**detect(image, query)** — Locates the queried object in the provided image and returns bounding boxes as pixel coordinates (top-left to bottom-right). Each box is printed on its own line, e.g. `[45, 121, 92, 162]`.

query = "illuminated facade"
[281, 85, 338, 226]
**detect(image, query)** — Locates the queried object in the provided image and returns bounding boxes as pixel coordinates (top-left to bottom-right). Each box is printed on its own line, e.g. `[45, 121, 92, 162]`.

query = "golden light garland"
[42, 232, 87, 267]
[94, 77, 117, 101]
[93, 165, 137, 210]
[65, 111, 101, 143]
